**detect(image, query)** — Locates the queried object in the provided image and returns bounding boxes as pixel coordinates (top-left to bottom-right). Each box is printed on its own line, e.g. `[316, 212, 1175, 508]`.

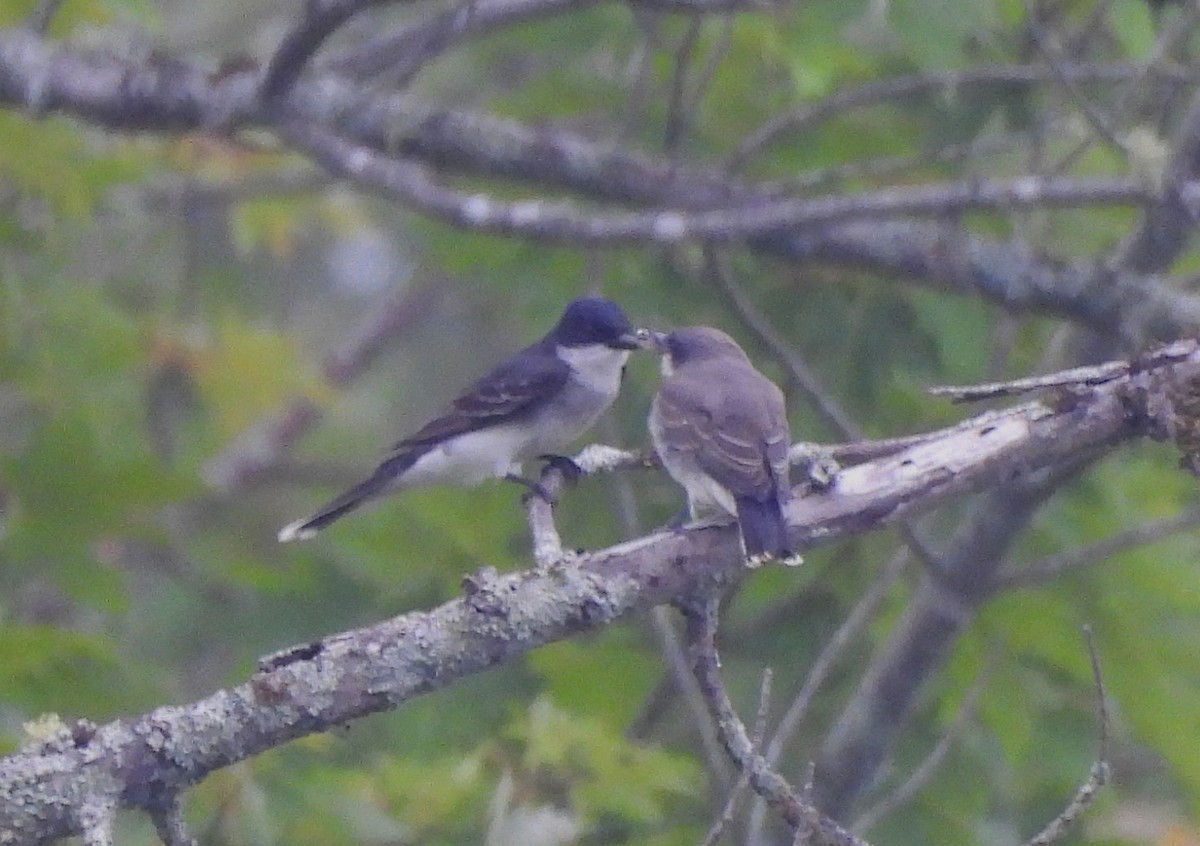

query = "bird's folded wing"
[655, 378, 780, 500]
[393, 346, 571, 450]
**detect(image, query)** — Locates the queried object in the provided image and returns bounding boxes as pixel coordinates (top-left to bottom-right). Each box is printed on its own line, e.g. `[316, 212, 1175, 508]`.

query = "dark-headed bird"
[649, 327, 795, 565]
[279, 296, 646, 542]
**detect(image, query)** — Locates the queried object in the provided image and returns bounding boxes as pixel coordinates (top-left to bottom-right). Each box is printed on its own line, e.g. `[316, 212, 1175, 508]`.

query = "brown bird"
[649, 327, 795, 564]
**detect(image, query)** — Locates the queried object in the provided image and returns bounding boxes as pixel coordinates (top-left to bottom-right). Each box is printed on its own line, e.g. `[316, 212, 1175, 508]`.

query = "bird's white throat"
[556, 343, 630, 395]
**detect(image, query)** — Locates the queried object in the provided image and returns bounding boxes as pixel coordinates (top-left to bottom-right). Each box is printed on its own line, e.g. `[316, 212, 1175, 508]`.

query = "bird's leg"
[661, 497, 733, 535]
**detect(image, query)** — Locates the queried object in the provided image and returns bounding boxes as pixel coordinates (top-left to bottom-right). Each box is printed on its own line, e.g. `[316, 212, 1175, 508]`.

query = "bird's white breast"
[555, 343, 629, 398]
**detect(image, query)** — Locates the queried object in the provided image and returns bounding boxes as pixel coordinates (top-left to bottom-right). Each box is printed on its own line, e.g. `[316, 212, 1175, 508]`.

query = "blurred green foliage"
[1, 0, 1199, 844]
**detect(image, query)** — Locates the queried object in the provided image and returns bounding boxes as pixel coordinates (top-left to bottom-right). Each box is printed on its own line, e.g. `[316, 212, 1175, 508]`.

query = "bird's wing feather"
[394, 344, 571, 450]
[656, 365, 790, 501]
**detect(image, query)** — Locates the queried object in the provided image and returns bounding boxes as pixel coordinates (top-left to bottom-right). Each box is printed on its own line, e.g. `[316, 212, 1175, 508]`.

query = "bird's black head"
[655, 327, 751, 366]
[553, 296, 646, 349]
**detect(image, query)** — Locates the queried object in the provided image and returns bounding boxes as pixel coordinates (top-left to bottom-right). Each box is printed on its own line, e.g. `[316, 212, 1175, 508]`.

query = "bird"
[278, 296, 647, 542]
[648, 327, 795, 565]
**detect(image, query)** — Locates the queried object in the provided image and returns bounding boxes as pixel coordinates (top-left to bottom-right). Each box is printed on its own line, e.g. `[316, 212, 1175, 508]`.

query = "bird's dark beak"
[614, 328, 653, 350]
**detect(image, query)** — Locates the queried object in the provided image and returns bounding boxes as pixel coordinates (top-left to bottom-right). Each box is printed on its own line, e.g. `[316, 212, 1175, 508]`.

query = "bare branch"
[701, 667, 774, 846]
[745, 547, 910, 846]
[764, 221, 1200, 341]
[360, 133, 1159, 238]
[727, 63, 1194, 172]
[0, 28, 1196, 337]
[1022, 627, 1110, 846]
[260, 0, 402, 101]
[664, 17, 704, 155]
[994, 502, 1200, 588]
[150, 796, 198, 846]
[4, 342, 1196, 843]
[851, 655, 992, 834]
[702, 246, 859, 437]
[278, 115, 1163, 243]
[24, 0, 65, 35]
[683, 595, 867, 846]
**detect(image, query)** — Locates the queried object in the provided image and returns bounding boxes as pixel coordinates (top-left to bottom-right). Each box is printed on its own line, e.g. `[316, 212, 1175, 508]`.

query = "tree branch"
[683, 594, 867, 846]
[0, 28, 1197, 337]
[260, 0, 402, 100]
[4, 341, 1198, 845]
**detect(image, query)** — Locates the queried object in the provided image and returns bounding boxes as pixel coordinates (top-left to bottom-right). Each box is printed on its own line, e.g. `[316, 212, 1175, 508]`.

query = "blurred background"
[3, 0, 1200, 844]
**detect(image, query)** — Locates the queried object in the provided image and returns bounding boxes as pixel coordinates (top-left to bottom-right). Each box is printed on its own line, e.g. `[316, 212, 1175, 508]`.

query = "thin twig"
[1022, 627, 1110, 846]
[727, 63, 1194, 171]
[700, 668, 773, 846]
[684, 595, 870, 846]
[746, 547, 910, 846]
[332, 0, 768, 81]
[681, 15, 734, 129]
[702, 246, 860, 437]
[524, 444, 648, 568]
[1022, 0, 1129, 159]
[261, 0, 399, 101]
[851, 654, 993, 834]
[373, 0, 483, 90]
[24, 0, 65, 34]
[652, 606, 734, 785]
[151, 796, 199, 846]
[995, 503, 1200, 588]
[664, 17, 704, 155]
[931, 338, 1197, 402]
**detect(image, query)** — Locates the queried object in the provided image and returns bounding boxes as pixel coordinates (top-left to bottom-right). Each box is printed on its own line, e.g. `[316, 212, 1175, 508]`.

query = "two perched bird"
[279, 297, 796, 562]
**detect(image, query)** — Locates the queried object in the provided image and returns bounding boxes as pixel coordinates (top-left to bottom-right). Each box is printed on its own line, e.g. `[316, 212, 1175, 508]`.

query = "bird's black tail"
[277, 470, 392, 543]
[735, 495, 792, 563]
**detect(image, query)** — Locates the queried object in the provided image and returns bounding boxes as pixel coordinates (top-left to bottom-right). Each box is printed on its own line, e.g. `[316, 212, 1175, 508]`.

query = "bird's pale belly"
[396, 425, 532, 487]
[395, 384, 618, 489]
[657, 448, 738, 518]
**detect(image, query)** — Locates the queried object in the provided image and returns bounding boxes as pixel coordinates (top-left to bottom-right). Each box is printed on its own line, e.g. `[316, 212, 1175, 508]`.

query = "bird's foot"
[791, 444, 840, 491]
[537, 454, 584, 485]
[506, 473, 556, 504]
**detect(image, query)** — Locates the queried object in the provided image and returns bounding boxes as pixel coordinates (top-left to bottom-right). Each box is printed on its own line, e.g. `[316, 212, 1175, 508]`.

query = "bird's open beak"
[615, 328, 655, 350]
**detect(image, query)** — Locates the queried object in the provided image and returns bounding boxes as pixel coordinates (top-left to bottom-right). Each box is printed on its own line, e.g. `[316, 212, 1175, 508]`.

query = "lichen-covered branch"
[4, 340, 1199, 846]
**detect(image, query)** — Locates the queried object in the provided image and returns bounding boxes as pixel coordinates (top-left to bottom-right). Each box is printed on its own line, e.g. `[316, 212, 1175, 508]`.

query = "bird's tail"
[277, 470, 393, 543]
[735, 495, 793, 564]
